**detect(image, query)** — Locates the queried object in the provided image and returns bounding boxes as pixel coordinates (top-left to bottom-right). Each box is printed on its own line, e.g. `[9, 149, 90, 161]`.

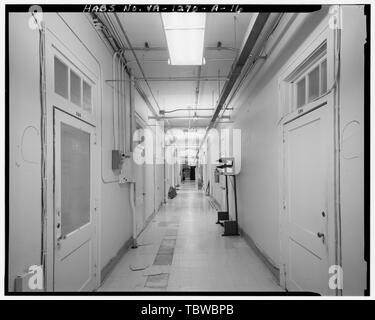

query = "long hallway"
[99, 182, 282, 292]
[7, 6, 367, 296]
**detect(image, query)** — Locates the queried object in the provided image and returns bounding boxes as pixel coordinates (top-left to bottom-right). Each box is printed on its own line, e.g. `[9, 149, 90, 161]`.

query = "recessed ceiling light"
[161, 13, 206, 66]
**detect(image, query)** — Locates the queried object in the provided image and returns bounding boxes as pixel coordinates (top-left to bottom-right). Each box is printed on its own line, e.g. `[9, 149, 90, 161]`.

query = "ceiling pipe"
[120, 46, 238, 52]
[149, 115, 231, 120]
[93, 13, 159, 119]
[192, 65, 202, 130]
[197, 12, 271, 148]
[160, 107, 233, 114]
[112, 13, 161, 114]
[164, 125, 207, 129]
[217, 14, 284, 121]
[124, 58, 234, 65]
[134, 81, 159, 118]
[105, 76, 230, 83]
[136, 76, 228, 82]
[208, 13, 270, 130]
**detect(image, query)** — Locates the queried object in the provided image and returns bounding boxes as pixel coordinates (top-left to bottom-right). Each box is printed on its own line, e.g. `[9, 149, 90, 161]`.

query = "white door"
[54, 109, 97, 291]
[135, 161, 146, 234]
[283, 103, 334, 295]
[134, 125, 146, 234]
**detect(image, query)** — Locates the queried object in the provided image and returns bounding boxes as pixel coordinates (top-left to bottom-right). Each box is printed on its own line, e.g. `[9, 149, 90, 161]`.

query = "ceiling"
[116, 12, 254, 130]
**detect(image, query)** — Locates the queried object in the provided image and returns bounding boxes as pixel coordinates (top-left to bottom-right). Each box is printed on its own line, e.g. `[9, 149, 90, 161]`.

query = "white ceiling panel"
[115, 12, 253, 129]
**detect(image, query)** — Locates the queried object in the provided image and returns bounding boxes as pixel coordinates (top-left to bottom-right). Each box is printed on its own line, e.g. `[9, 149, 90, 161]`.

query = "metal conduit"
[113, 13, 161, 114]
[97, 12, 159, 119]
[208, 13, 271, 130]
[160, 108, 233, 114]
[120, 46, 238, 52]
[149, 115, 231, 120]
[197, 13, 271, 151]
[136, 76, 228, 82]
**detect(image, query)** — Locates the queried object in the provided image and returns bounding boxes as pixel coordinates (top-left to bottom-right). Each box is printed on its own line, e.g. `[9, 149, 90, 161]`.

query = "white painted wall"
[8, 12, 165, 290]
[339, 5, 367, 295]
[8, 8, 367, 295]
[206, 6, 367, 294]
[9, 13, 42, 291]
[210, 12, 329, 268]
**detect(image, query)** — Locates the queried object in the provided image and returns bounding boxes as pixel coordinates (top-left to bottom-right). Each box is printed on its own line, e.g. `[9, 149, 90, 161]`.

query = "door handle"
[56, 235, 66, 249]
[317, 232, 325, 244]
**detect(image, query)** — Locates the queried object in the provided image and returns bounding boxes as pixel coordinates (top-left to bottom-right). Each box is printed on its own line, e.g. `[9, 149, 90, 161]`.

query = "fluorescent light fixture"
[161, 13, 206, 65]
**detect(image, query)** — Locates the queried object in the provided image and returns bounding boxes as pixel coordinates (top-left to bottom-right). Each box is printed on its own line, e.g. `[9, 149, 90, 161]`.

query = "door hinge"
[94, 133, 97, 145]
[283, 200, 286, 210]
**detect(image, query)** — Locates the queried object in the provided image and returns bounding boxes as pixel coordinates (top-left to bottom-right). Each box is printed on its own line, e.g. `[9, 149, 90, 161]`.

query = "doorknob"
[317, 232, 325, 244]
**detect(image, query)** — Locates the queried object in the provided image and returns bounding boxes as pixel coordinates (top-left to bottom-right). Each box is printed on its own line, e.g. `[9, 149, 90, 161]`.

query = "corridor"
[99, 181, 282, 291]
[6, 5, 368, 296]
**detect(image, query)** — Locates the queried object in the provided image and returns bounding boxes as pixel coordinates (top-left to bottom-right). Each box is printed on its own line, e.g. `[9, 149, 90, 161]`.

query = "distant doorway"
[189, 166, 196, 180]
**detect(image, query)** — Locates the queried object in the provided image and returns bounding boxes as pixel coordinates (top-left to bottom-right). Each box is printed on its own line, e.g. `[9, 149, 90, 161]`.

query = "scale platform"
[222, 220, 239, 236]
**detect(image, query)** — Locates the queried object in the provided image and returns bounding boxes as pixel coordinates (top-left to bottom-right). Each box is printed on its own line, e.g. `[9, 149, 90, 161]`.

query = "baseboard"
[136, 206, 159, 239]
[100, 236, 133, 284]
[100, 203, 164, 284]
[239, 226, 280, 284]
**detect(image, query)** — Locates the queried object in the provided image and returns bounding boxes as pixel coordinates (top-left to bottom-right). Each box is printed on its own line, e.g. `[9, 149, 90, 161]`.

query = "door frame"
[53, 108, 98, 291]
[281, 97, 335, 294]
[278, 15, 341, 295]
[44, 22, 101, 291]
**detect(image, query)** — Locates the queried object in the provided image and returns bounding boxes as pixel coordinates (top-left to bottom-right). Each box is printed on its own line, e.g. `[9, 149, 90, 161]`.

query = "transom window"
[54, 56, 93, 113]
[290, 42, 328, 110]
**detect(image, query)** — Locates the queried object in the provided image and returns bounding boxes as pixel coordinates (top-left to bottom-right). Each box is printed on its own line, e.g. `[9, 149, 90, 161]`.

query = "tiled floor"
[98, 181, 283, 292]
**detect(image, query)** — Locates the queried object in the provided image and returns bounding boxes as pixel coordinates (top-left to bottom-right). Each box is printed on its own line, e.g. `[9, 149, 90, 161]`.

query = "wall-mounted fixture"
[112, 149, 124, 171]
[161, 13, 206, 65]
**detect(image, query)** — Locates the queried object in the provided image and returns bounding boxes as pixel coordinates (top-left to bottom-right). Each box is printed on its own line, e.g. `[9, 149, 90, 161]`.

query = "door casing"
[281, 99, 335, 294]
[53, 108, 98, 291]
[278, 15, 341, 295]
[44, 22, 101, 291]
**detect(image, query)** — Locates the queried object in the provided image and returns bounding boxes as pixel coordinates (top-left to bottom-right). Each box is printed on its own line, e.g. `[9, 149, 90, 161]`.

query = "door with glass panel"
[134, 123, 146, 234]
[54, 109, 96, 291]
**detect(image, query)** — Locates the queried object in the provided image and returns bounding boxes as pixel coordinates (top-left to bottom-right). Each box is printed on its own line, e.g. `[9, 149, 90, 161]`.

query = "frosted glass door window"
[70, 70, 81, 107]
[296, 78, 306, 108]
[82, 80, 92, 111]
[54, 57, 69, 99]
[321, 60, 327, 94]
[308, 66, 320, 102]
[61, 123, 91, 236]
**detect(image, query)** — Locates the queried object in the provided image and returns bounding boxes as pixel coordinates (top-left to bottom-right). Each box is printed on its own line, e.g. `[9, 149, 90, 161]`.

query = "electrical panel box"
[112, 150, 123, 171]
[119, 153, 135, 184]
